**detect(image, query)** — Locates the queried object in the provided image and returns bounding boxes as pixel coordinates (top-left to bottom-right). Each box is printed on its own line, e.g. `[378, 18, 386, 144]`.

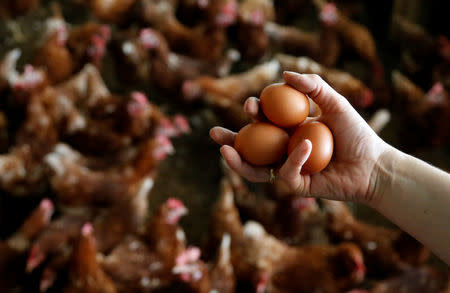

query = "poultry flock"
[0, 0, 449, 292]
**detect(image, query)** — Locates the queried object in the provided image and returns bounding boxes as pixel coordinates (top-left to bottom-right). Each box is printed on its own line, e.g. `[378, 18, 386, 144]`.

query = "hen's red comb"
[175, 246, 201, 265]
[167, 198, 185, 210]
[81, 222, 93, 236]
[26, 244, 44, 272]
[39, 198, 54, 221]
[320, 3, 338, 26]
[426, 82, 446, 105]
[140, 28, 160, 49]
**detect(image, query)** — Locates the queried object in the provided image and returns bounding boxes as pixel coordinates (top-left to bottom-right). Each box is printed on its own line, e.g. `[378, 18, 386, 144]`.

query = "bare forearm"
[371, 147, 450, 264]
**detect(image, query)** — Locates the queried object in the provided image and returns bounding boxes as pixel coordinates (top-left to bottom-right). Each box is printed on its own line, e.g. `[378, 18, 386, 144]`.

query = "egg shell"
[288, 121, 333, 174]
[235, 122, 289, 166]
[260, 83, 310, 128]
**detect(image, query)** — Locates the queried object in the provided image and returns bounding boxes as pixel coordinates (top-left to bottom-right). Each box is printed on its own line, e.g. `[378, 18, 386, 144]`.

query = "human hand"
[210, 71, 391, 204]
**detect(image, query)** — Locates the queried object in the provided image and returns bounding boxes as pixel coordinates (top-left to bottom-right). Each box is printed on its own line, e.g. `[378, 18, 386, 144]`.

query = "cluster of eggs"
[235, 83, 334, 174]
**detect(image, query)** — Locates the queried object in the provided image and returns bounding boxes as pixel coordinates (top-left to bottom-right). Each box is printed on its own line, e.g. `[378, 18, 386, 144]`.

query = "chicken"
[0, 198, 53, 275]
[172, 247, 212, 292]
[0, 49, 48, 103]
[29, 64, 185, 155]
[349, 266, 450, 293]
[146, 198, 189, 267]
[235, 0, 275, 60]
[34, 11, 110, 84]
[0, 145, 49, 196]
[183, 59, 280, 104]
[265, 22, 318, 58]
[322, 199, 430, 276]
[67, 22, 111, 71]
[93, 177, 154, 253]
[110, 28, 152, 83]
[3, 66, 127, 195]
[112, 28, 240, 89]
[172, 234, 235, 293]
[101, 198, 189, 292]
[277, 54, 374, 108]
[44, 137, 173, 206]
[209, 234, 236, 293]
[392, 71, 449, 116]
[391, 71, 450, 147]
[245, 222, 365, 293]
[211, 179, 365, 293]
[101, 235, 174, 292]
[265, 239, 365, 293]
[25, 211, 92, 273]
[181, 59, 280, 126]
[0, 66, 58, 196]
[33, 14, 74, 84]
[60, 92, 157, 155]
[36, 176, 154, 291]
[140, 0, 235, 61]
[315, 1, 383, 78]
[210, 179, 244, 243]
[0, 199, 53, 289]
[15, 90, 60, 157]
[64, 223, 117, 293]
[265, 22, 341, 67]
[224, 163, 327, 246]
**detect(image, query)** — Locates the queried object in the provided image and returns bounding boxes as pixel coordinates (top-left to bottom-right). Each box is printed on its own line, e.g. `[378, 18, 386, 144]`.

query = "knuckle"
[310, 73, 322, 81]
[295, 181, 308, 197]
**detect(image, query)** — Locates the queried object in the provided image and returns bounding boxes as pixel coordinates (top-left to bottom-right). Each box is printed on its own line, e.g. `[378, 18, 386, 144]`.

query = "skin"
[210, 71, 450, 264]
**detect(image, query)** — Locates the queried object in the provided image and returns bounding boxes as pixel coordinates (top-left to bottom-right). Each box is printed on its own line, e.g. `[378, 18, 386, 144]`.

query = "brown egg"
[288, 121, 333, 174]
[235, 122, 289, 166]
[260, 83, 310, 128]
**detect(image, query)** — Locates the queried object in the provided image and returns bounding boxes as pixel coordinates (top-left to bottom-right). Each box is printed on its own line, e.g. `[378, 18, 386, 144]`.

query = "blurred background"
[0, 0, 449, 292]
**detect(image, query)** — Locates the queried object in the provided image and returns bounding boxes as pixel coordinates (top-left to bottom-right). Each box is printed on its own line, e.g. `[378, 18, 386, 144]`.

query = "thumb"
[278, 139, 312, 196]
[283, 71, 349, 114]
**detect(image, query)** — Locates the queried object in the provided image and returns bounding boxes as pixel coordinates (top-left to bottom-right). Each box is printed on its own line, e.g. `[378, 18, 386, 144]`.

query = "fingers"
[220, 145, 271, 183]
[278, 139, 312, 195]
[210, 127, 236, 146]
[283, 71, 348, 114]
[243, 97, 266, 121]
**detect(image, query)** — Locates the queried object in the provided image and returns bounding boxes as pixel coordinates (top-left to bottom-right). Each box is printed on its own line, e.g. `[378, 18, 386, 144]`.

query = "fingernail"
[283, 71, 299, 76]
[209, 128, 216, 139]
[247, 98, 258, 112]
[301, 139, 312, 151]
[220, 145, 229, 155]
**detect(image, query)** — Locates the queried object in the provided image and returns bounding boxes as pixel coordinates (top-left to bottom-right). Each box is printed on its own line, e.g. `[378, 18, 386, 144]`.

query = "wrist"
[365, 145, 403, 209]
